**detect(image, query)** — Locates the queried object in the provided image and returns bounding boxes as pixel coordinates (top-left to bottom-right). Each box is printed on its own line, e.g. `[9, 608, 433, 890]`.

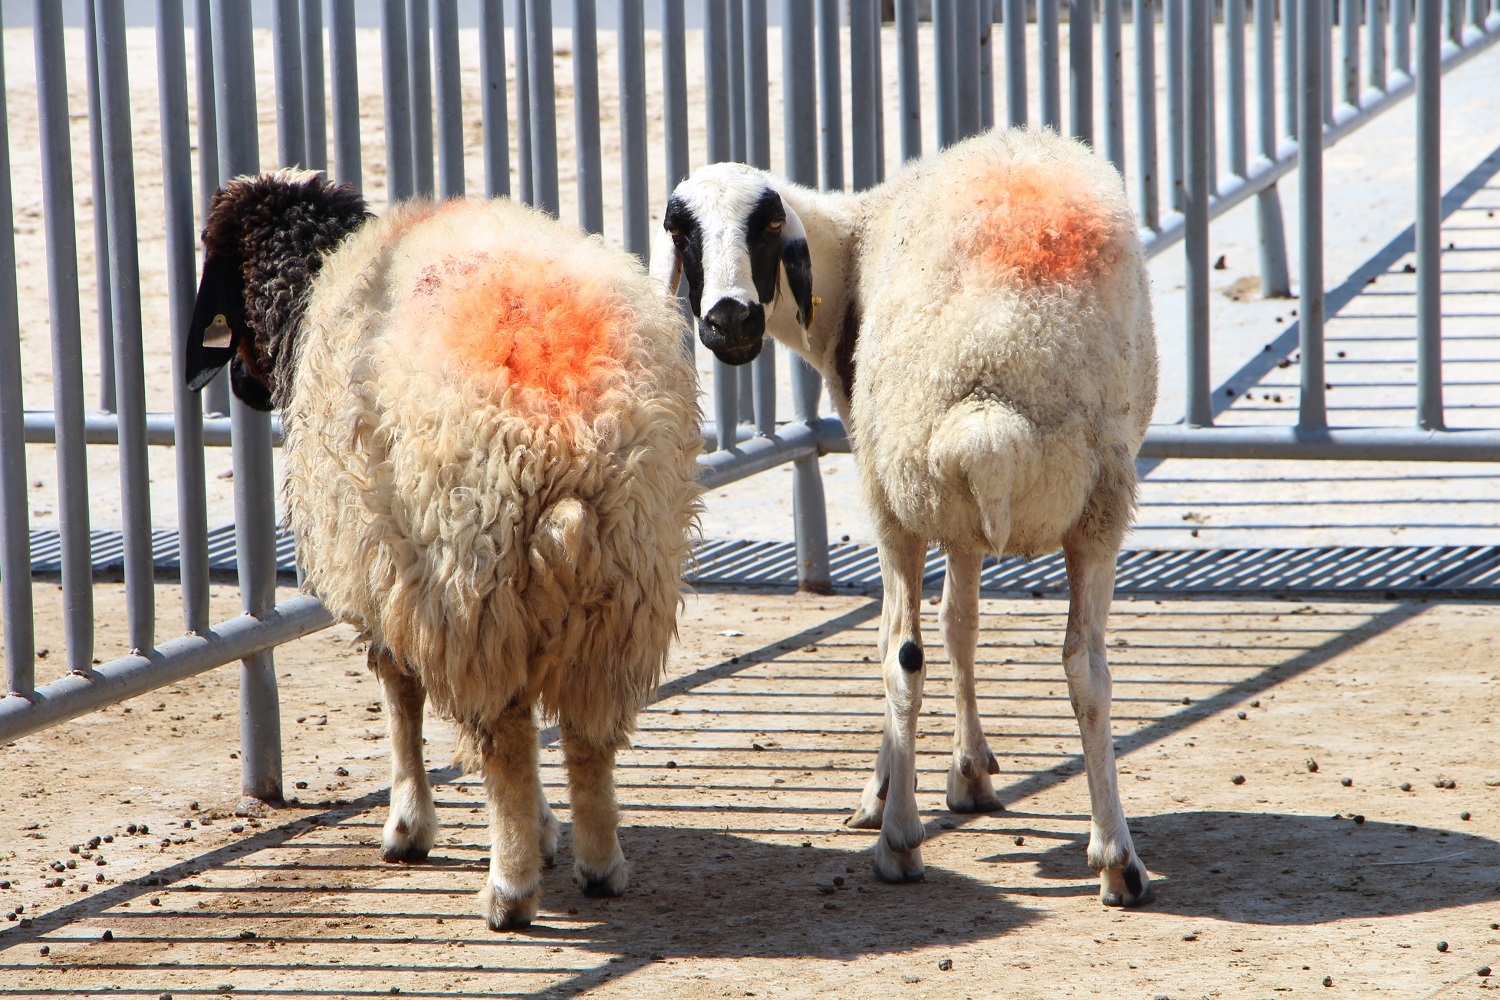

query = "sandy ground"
[3, 583, 1500, 998]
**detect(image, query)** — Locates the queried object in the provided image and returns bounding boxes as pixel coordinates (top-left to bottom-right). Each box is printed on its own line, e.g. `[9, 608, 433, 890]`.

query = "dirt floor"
[2, 584, 1499, 998]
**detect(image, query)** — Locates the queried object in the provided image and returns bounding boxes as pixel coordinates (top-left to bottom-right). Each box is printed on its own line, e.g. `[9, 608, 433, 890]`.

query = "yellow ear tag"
[808, 295, 823, 325]
[202, 313, 233, 349]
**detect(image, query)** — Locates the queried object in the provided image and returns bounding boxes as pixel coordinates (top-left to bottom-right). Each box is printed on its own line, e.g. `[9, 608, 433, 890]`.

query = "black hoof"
[380, 844, 431, 864]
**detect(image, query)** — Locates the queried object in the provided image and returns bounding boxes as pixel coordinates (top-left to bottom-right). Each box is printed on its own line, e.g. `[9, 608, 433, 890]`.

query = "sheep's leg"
[942, 549, 1002, 813]
[538, 772, 560, 867]
[561, 724, 629, 897]
[475, 702, 544, 930]
[371, 647, 438, 864]
[1061, 526, 1152, 907]
[855, 527, 929, 883]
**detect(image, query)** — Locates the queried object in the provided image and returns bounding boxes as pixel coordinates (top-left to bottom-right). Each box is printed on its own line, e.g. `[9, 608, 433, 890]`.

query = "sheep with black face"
[187, 169, 702, 930]
[653, 128, 1158, 905]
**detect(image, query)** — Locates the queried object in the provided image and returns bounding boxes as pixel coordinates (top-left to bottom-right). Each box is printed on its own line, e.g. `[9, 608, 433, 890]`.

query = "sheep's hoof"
[1099, 860, 1153, 908]
[845, 775, 888, 829]
[872, 836, 925, 883]
[479, 879, 540, 931]
[380, 816, 436, 864]
[575, 854, 629, 898]
[945, 762, 1004, 814]
[540, 806, 561, 868]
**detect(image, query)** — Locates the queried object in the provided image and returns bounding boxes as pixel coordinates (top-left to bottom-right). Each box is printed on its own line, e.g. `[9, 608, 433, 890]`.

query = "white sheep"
[186, 170, 703, 929]
[652, 128, 1158, 904]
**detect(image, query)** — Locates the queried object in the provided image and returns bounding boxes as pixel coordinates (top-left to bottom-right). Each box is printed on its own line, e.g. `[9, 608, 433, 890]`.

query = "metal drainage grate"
[24, 528, 1500, 598]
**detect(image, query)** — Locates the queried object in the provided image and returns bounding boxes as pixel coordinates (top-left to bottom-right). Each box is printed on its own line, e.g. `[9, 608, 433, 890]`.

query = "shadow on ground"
[1021, 810, 1500, 924]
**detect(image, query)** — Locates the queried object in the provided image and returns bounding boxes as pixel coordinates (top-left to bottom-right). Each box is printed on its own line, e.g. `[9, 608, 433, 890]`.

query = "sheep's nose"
[699, 297, 766, 365]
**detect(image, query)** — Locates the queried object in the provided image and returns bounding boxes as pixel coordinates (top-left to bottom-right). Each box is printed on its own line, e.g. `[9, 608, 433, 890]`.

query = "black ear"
[781, 237, 814, 329]
[184, 253, 247, 392]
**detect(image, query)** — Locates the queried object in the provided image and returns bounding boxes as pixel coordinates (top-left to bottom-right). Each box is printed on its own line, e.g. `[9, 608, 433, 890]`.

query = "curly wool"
[281, 198, 703, 745]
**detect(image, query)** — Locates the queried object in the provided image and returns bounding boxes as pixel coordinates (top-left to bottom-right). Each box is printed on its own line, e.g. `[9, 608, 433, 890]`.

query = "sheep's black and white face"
[652, 164, 814, 366]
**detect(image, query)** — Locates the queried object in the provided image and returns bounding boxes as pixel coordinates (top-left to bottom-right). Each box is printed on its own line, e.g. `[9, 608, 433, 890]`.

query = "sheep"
[185, 169, 703, 929]
[651, 128, 1158, 904]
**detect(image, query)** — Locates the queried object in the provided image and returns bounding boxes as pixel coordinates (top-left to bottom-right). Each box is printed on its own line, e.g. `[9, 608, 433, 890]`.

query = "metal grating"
[24, 528, 1500, 598]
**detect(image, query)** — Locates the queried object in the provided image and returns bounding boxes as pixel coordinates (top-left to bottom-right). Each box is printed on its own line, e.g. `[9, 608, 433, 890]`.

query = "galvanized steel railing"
[3, 1, 1500, 798]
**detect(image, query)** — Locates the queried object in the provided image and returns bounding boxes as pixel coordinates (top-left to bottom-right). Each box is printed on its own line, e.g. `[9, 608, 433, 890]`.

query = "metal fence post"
[1133, 0, 1158, 230]
[782, 0, 830, 594]
[212, 0, 283, 803]
[480, 0, 510, 198]
[896, 0, 922, 159]
[301, 0, 328, 172]
[382, 0, 416, 202]
[933, 0, 959, 147]
[1039, 0, 1061, 130]
[572, 0, 603, 231]
[1184, 0, 1212, 427]
[0, 23, 34, 698]
[525, 0, 560, 215]
[435, 0, 467, 199]
[816, 0, 843, 189]
[273, 0, 308, 168]
[1297, 0, 1327, 431]
[619, 0, 648, 256]
[515, 0, 533, 204]
[84, 0, 116, 415]
[408, 0, 435, 196]
[1255, 0, 1292, 297]
[34, 0, 95, 680]
[1415, 0, 1444, 430]
[1069, 0, 1094, 146]
[329, 0, 362, 189]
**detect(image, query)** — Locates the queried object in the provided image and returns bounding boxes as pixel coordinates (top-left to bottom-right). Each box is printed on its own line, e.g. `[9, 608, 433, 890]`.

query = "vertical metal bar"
[816, 0, 844, 188]
[572, 0, 602, 230]
[1206, 0, 1216, 190]
[871, 2, 885, 182]
[1366, 0, 1387, 93]
[1393, 0, 1410, 76]
[515, 0, 533, 203]
[1341, 0, 1361, 106]
[1468, 0, 1486, 34]
[746, 0, 776, 434]
[157, 0, 210, 636]
[383, 0, 416, 202]
[745, 0, 771, 169]
[1297, 0, 1327, 431]
[408, 0, 435, 196]
[480, 0, 511, 197]
[1184, 0, 1211, 428]
[193, 0, 220, 224]
[1446, 0, 1462, 45]
[0, 26, 35, 696]
[96, 0, 155, 654]
[301, 0, 328, 171]
[1102, 0, 1124, 172]
[1323, 0, 1334, 125]
[1255, 0, 1292, 297]
[1134, 0, 1158, 231]
[1039, 0, 1062, 130]
[1227, 0, 1247, 178]
[896, 0, 921, 160]
[525, 0, 559, 214]
[663, 0, 690, 191]
[1415, 0, 1443, 430]
[1165, 0, 1184, 211]
[435, 0, 466, 198]
[956, 0, 982, 140]
[934, 0, 959, 148]
[329, 0, 362, 189]
[1283, 0, 1299, 139]
[83, 0, 116, 414]
[979, 0, 994, 130]
[782, 0, 830, 594]
[1069, 0, 1093, 146]
[212, 0, 283, 803]
[34, 0, 94, 679]
[1004, 0, 1027, 126]
[728, 0, 747, 163]
[706, 0, 731, 165]
[619, 0, 649, 256]
[273, 0, 308, 167]
[851, 0, 877, 188]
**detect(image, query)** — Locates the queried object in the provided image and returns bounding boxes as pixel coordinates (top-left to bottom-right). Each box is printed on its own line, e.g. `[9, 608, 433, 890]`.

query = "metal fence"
[3, 0, 1500, 800]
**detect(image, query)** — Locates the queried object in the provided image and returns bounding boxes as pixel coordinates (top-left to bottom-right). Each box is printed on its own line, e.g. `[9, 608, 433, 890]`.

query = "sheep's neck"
[764, 186, 864, 428]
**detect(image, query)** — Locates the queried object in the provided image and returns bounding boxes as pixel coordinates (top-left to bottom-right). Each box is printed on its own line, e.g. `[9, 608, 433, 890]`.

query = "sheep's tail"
[933, 395, 1049, 552]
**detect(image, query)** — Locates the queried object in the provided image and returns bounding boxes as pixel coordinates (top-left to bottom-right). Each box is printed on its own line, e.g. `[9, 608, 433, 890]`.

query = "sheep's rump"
[282, 199, 702, 740]
[850, 128, 1158, 555]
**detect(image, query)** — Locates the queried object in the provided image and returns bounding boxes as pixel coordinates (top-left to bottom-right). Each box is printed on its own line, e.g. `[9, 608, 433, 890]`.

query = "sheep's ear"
[229, 357, 275, 412]
[778, 200, 814, 354]
[649, 224, 683, 297]
[184, 253, 247, 392]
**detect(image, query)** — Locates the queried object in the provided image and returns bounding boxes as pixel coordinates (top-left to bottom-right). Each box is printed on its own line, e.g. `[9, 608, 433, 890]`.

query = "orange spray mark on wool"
[961, 161, 1116, 287]
[413, 253, 625, 404]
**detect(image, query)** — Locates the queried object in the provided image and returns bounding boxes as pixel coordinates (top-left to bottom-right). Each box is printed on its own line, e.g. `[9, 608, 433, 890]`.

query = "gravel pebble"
[1480, 967, 1493, 978]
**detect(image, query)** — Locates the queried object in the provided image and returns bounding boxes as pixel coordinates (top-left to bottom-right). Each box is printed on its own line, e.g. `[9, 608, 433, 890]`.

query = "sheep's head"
[185, 168, 370, 411]
[651, 164, 814, 366]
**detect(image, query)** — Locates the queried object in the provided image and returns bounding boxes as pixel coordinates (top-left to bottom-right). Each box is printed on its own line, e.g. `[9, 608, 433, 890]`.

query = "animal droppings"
[938, 958, 954, 971]
[1237, 711, 1248, 720]
[101, 930, 113, 940]
[1462, 812, 1472, 821]
[1438, 941, 1449, 952]
[1400, 782, 1412, 791]
[1323, 976, 1334, 987]
[38, 945, 48, 956]
[1480, 966, 1493, 977]
[1352, 815, 1365, 825]
[1014, 836, 1025, 846]
[1231, 775, 1246, 785]
[1340, 777, 1353, 787]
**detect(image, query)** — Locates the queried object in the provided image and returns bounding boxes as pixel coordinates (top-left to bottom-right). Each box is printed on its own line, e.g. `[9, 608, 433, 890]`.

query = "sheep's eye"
[767, 218, 784, 232]
[665, 225, 682, 237]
